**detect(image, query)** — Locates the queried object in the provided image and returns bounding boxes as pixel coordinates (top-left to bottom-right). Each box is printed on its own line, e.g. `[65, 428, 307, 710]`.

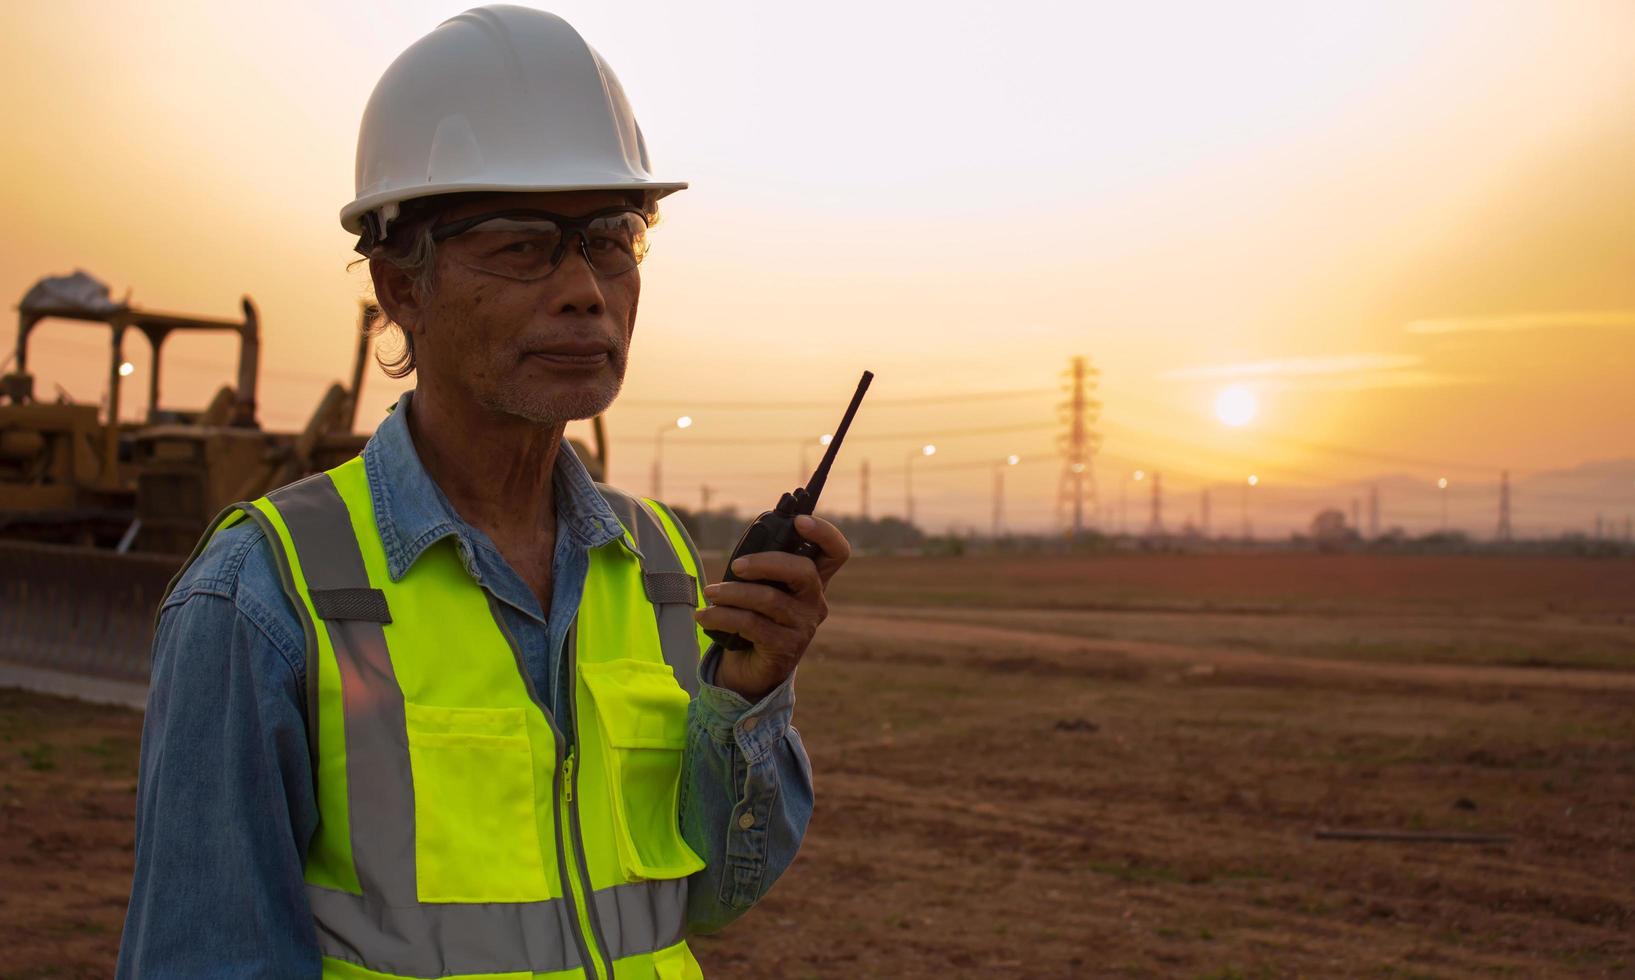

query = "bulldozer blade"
[1, 541, 181, 682]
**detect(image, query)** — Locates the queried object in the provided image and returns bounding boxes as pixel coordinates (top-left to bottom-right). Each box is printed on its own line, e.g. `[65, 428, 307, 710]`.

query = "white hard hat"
[342, 5, 686, 244]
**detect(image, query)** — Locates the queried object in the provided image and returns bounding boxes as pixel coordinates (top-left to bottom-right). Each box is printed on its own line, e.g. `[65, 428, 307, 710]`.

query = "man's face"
[405, 189, 644, 424]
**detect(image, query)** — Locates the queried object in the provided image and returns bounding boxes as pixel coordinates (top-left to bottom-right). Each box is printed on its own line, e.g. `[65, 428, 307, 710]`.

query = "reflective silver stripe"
[593, 878, 689, 962]
[596, 486, 702, 697]
[309, 884, 581, 976]
[269, 474, 417, 908]
[596, 485, 646, 555]
[308, 878, 686, 976]
[647, 499, 709, 594]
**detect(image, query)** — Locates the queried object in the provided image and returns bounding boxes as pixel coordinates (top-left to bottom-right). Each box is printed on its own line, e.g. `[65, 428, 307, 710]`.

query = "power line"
[662, 444, 1057, 486]
[625, 420, 1053, 447]
[1100, 385, 1521, 477]
[1267, 434, 1503, 477]
[617, 387, 1052, 410]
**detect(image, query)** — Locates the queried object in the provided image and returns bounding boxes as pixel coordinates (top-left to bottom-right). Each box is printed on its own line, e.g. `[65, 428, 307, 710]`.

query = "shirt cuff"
[695, 642, 796, 764]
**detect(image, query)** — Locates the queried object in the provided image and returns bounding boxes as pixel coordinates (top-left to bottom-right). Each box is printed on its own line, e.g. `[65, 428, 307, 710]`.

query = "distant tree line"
[666, 507, 927, 554]
[666, 506, 1634, 558]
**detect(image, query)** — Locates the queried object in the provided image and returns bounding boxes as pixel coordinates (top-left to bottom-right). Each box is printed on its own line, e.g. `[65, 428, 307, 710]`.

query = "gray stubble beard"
[478, 339, 630, 426]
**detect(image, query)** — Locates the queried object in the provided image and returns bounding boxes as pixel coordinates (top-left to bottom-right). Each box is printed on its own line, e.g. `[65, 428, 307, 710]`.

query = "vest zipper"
[484, 593, 603, 980]
[558, 748, 612, 978]
[564, 642, 618, 979]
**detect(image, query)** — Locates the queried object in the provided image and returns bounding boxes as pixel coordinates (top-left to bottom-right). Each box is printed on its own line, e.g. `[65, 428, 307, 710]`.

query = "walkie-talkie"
[704, 370, 873, 651]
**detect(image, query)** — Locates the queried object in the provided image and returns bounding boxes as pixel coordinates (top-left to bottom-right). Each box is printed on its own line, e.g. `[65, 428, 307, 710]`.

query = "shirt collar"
[361, 389, 628, 583]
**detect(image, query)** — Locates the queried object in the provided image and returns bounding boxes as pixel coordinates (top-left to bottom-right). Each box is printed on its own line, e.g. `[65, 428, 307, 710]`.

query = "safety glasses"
[428, 206, 650, 280]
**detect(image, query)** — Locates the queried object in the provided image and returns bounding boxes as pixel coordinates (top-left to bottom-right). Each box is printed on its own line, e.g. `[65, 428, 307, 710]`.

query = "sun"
[1214, 385, 1258, 427]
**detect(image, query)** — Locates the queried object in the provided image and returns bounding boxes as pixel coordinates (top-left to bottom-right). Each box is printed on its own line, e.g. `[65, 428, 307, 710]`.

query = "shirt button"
[737, 812, 756, 830]
[741, 715, 760, 732]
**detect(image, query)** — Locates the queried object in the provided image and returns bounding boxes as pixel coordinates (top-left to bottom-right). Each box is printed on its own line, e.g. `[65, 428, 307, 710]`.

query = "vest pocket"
[652, 938, 706, 979]
[402, 702, 552, 903]
[580, 659, 707, 881]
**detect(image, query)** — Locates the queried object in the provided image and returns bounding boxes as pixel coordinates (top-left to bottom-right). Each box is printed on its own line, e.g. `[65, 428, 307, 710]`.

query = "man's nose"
[548, 239, 606, 315]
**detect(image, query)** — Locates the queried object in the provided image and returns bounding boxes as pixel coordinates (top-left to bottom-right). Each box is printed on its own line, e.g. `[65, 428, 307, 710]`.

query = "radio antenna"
[795, 370, 872, 514]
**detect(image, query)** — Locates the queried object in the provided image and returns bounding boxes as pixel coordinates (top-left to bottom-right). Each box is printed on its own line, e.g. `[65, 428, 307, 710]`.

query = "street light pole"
[651, 415, 692, 499]
[1124, 470, 1145, 536]
[993, 465, 1002, 538]
[993, 453, 1020, 538]
[907, 443, 935, 527]
[1242, 474, 1258, 541]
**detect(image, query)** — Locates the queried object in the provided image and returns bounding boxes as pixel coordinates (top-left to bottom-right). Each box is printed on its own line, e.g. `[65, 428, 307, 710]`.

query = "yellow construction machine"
[0, 273, 379, 552]
[0, 272, 608, 681]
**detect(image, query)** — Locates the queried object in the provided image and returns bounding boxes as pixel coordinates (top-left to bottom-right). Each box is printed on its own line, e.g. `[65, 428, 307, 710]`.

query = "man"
[117, 7, 842, 978]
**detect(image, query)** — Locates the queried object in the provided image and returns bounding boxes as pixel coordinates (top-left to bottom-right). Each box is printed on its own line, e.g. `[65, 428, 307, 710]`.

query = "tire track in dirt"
[824, 605, 1635, 692]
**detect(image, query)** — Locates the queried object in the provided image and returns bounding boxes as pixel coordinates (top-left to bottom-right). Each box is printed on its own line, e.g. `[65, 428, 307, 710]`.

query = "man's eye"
[501, 240, 545, 254]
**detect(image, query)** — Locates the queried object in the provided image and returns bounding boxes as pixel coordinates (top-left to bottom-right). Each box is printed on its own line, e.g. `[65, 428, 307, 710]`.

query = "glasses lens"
[581, 211, 649, 277]
[444, 216, 564, 281]
[443, 211, 649, 281]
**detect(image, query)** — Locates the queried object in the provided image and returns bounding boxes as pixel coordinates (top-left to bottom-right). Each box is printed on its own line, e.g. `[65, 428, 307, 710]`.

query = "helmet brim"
[341, 179, 688, 236]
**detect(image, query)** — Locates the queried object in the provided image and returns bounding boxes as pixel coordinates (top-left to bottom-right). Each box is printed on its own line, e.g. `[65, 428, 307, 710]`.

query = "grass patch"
[1197, 966, 1278, 980]
[1553, 947, 1630, 969]
[48, 917, 112, 937]
[1088, 860, 1187, 884]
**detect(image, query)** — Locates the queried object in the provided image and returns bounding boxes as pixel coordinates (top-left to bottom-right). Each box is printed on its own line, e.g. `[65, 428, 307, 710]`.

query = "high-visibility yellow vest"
[176, 455, 714, 979]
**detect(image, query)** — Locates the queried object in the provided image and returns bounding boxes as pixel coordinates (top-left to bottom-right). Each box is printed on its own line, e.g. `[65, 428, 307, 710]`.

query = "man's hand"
[694, 514, 850, 703]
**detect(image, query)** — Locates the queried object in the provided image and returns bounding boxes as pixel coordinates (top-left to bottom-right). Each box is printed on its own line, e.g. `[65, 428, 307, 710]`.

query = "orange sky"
[2, 1, 1632, 534]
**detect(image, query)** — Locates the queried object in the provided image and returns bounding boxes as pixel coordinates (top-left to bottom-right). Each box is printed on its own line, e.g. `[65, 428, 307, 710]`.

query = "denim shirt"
[116, 390, 813, 978]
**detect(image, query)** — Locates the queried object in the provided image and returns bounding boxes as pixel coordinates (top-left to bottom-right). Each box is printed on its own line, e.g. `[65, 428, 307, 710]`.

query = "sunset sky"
[3, 1, 1632, 536]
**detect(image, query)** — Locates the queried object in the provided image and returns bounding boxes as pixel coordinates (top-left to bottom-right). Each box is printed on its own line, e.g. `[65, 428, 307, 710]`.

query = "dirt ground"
[3, 554, 1633, 978]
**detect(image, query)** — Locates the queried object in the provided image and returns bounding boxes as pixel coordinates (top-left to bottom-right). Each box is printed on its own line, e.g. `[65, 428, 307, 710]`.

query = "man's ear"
[369, 256, 426, 333]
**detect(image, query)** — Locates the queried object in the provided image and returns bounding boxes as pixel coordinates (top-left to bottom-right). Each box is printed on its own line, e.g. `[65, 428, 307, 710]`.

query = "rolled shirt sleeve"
[680, 643, 815, 934]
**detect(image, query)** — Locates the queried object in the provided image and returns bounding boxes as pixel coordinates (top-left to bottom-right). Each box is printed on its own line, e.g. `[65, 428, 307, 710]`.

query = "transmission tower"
[1496, 470, 1512, 542]
[1055, 356, 1102, 535]
[1200, 488, 1211, 536]
[1368, 484, 1380, 539]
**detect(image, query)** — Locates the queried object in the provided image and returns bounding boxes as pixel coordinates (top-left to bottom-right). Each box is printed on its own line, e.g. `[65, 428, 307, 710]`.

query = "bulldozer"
[0, 271, 377, 553]
[0, 271, 609, 683]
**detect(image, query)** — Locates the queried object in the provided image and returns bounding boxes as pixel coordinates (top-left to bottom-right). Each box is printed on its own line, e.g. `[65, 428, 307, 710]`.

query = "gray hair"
[364, 217, 439, 379]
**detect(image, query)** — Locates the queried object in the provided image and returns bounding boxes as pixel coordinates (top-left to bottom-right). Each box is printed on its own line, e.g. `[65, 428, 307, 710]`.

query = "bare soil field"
[3, 554, 1633, 978]
[815, 553, 1635, 619]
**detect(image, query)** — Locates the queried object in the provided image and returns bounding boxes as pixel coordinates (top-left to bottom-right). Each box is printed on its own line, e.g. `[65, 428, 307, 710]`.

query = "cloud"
[1405, 311, 1635, 335]
[1293, 369, 1481, 392]
[1159, 353, 1423, 381]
